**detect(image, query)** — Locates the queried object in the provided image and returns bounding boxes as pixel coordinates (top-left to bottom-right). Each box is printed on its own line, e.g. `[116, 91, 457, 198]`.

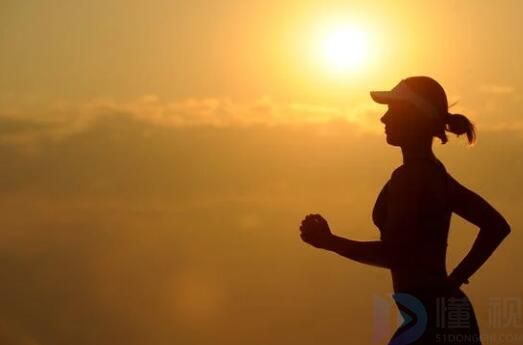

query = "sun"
[316, 23, 374, 74]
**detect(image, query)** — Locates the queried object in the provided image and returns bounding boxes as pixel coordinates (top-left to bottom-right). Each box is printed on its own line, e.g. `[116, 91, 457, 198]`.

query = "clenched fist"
[299, 214, 334, 249]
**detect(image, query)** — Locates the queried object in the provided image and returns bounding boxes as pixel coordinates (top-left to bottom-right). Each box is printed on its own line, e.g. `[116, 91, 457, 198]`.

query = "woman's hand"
[299, 214, 334, 249]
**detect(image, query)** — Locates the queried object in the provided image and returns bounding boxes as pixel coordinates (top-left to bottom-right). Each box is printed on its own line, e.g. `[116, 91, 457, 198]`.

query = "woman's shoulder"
[393, 159, 447, 177]
[389, 159, 450, 197]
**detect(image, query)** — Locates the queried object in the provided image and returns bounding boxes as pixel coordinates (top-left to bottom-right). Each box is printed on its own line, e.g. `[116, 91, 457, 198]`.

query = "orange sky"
[0, 1, 521, 344]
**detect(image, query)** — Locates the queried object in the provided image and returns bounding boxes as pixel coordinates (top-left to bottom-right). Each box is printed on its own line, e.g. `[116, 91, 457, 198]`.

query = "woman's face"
[380, 101, 433, 146]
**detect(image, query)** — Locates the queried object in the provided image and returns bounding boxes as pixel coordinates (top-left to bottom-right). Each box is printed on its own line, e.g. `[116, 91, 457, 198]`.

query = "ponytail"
[445, 113, 476, 145]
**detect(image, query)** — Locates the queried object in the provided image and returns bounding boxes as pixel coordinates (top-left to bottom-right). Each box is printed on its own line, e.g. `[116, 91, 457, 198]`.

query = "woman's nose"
[380, 109, 392, 124]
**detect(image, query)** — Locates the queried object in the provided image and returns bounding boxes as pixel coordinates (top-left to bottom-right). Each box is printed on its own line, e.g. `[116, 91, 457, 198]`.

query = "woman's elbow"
[499, 219, 511, 237]
[490, 217, 511, 238]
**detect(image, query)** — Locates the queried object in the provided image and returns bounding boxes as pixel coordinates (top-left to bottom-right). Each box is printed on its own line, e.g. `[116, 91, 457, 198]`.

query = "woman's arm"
[324, 235, 390, 269]
[447, 175, 511, 285]
[299, 214, 390, 269]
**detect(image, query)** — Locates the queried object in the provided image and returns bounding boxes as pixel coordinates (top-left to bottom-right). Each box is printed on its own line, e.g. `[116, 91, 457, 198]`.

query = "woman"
[299, 76, 511, 345]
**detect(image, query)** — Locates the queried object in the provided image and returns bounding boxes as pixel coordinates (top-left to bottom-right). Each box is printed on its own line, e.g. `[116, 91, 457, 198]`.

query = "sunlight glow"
[316, 23, 374, 75]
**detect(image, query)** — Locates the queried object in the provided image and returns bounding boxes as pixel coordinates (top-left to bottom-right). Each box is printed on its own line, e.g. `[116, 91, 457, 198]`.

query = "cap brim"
[370, 91, 395, 104]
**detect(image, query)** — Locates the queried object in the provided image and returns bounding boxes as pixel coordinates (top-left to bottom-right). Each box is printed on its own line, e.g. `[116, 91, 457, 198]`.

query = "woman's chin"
[385, 135, 402, 146]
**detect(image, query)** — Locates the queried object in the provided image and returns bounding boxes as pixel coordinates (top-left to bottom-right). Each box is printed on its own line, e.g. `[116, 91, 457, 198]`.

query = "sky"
[0, 1, 522, 344]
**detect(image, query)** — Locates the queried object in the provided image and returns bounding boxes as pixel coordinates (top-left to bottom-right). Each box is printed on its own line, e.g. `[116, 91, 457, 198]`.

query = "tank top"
[372, 158, 453, 292]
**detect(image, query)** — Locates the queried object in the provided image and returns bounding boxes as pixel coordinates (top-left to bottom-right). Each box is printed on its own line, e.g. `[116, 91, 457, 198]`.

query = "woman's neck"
[401, 141, 437, 165]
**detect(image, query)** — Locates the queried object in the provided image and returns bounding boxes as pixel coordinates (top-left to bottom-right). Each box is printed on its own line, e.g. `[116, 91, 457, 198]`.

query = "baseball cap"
[370, 76, 449, 122]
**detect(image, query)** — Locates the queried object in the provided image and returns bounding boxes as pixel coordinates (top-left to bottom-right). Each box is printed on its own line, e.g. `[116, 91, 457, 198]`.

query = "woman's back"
[373, 157, 452, 292]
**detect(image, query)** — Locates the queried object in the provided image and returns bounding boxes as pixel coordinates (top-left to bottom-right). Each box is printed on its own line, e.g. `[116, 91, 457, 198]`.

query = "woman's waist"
[390, 267, 448, 292]
[392, 281, 468, 301]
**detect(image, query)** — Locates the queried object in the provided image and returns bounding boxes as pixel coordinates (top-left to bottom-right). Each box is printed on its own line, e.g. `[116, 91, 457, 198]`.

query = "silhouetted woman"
[299, 76, 511, 345]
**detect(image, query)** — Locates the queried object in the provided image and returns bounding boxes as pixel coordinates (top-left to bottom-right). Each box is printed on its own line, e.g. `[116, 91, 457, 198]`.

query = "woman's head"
[371, 76, 476, 147]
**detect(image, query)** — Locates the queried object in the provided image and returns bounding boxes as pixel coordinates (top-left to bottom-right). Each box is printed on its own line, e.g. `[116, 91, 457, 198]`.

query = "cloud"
[110, 95, 385, 131]
[1, 92, 522, 153]
[0, 96, 385, 147]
